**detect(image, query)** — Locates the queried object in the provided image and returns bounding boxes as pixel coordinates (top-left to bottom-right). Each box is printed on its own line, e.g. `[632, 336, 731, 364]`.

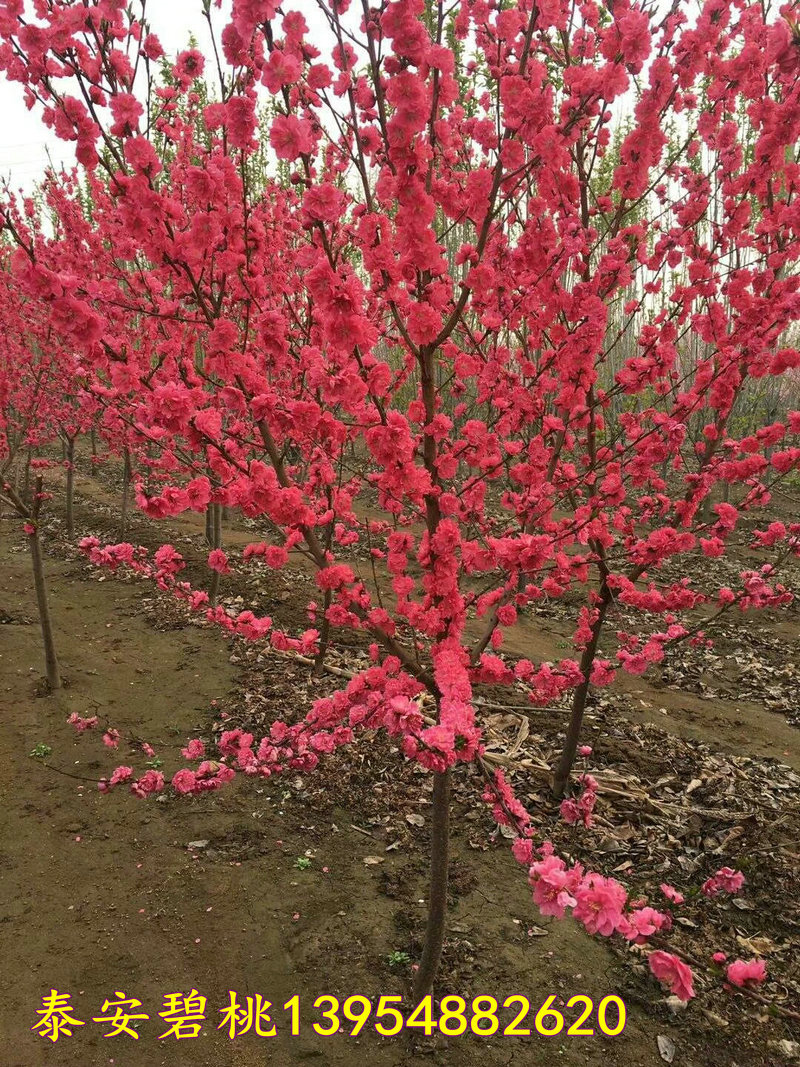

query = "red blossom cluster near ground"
[1, 0, 799, 1010]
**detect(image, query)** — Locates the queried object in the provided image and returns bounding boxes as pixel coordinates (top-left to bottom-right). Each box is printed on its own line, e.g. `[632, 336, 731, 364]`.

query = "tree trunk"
[205, 503, 214, 547]
[13, 452, 23, 494]
[412, 768, 451, 1005]
[312, 590, 332, 676]
[120, 448, 131, 540]
[552, 677, 592, 799]
[208, 502, 223, 607]
[28, 527, 61, 691]
[701, 489, 714, 525]
[65, 437, 75, 539]
[22, 448, 32, 500]
[552, 592, 611, 797]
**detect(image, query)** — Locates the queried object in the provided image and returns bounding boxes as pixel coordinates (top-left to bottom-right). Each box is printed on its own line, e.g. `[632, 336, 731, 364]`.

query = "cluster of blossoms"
[77, 537, 490, 771]
[725, 959, 768, 989]
[488, 769, 762, 1001]
[67, 713, 98, 732]
[559, 772, 598, 828]
[701, 867, 746, 897]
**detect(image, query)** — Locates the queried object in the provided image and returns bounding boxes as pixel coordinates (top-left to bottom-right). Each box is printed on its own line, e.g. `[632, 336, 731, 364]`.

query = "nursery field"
[3, 2, 800, 1065]
[1, 466, 798, 1067]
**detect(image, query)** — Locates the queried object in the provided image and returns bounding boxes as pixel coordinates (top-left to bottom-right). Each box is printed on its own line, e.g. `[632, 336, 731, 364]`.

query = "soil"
[1, 461, 798, 1067]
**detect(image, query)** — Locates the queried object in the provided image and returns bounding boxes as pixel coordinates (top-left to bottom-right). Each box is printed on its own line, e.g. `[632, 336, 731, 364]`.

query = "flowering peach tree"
[1, 0, 800, 1004]
[0, 219, 94, 689]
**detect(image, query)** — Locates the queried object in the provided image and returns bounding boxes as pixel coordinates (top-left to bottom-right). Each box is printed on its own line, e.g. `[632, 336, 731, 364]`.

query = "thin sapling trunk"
[412, 767, 452, 1005]
[552, 589, 611, 797]
[1, 477, 62, 691]
[64, 435, 75, 539]
[208, 502, 223, 607]
[120, 448, 131, 540]
[29, 523, 61, 691]
[312, 589, 332, 676]
[205, 502, 214, 546]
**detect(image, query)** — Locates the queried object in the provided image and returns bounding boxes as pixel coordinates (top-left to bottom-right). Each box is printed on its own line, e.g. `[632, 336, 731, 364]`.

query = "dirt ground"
[1, 466, 798, 1067]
